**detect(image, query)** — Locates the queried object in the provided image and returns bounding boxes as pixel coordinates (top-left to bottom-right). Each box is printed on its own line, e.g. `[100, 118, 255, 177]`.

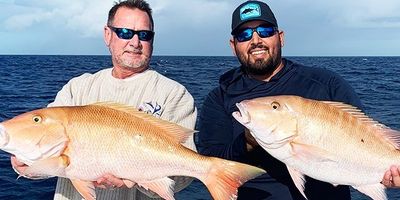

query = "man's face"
[230, 20, 284, 77]
[104, 7, 153, 72]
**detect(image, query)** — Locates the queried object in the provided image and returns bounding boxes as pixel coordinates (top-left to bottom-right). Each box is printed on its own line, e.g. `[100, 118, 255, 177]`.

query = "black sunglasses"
[108, 26, 154, 41]
[234, 26, 278, 42]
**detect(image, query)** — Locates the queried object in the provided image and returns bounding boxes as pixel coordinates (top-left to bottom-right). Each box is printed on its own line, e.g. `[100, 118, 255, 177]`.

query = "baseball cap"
[231, 1, 278, 35]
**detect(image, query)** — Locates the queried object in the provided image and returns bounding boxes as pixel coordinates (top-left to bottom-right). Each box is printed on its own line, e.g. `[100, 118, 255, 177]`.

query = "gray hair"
[107, 0, 154, 30]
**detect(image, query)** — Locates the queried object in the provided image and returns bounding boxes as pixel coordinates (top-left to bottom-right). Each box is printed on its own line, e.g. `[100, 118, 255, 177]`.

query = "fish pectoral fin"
[286, 166, 307, 199]
[137, 177, 175, 200]
[353, 184, 387, 200]
[71, 179, 96, 200]
[23, 155, 69, 179]
[291, 142, 336, 163]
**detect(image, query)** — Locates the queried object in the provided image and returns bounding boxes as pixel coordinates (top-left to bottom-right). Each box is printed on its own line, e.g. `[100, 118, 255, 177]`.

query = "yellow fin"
[201, 158, 265, 200]
[89, 102, 195, 144]
[90, 102, 140, 115]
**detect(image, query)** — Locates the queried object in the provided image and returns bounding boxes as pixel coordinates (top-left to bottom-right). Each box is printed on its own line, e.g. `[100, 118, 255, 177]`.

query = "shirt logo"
[240, 3, 261, 20]
[138, 101, 162, 117]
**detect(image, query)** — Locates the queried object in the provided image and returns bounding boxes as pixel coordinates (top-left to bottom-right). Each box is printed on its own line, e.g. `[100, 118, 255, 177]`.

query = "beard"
[111, 46, 152, 71]
[237, 44, 282, 77]
[117, 55, 150, 70]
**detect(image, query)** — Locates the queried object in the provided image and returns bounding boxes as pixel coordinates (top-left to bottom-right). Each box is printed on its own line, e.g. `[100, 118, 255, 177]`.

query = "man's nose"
[250, 31, 261, 44]
[128, 34, 141, 48]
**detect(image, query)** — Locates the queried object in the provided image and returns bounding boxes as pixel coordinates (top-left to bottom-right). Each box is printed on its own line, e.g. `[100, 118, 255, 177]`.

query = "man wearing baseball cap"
[198, 1, 362, 199]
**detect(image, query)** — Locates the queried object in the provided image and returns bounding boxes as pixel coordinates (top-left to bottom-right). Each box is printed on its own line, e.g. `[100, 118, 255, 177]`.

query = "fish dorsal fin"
[90, 102, 139, 114]
[90, 102, 195, 144]
[323, 101, 400, 149]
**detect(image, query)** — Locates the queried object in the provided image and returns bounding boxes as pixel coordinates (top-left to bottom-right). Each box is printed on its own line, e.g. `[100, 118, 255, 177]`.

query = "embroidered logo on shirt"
[138, 101, 162, 117]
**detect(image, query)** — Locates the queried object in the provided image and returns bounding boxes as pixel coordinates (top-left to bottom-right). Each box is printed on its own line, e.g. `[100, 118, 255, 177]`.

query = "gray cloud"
[0, 0, 399, 55]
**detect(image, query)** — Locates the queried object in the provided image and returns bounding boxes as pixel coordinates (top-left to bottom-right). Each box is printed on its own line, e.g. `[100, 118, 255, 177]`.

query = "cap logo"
[240, 3, 261, 20]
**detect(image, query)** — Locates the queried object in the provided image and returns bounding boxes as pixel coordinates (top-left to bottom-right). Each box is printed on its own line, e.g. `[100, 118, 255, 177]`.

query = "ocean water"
[0, 55, 399, 200]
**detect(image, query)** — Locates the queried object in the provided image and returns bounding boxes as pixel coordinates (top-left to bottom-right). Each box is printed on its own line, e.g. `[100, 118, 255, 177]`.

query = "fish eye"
[32, 116, 42, 123]
[271, 102, 280, 110]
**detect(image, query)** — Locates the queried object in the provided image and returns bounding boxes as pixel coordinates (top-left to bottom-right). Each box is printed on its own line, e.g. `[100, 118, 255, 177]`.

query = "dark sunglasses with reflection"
[108, 26, 155, 41]
[234, 25, 278, 42]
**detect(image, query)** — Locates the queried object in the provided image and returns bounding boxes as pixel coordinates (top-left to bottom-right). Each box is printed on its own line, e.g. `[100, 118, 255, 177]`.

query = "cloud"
[1, 0, 233, 39]
[1, 0, 399, 55]
[308, 0, 400, 28]
[3, 0, 400, 34]
[4, 10, 53, 30]
[2, 0, 112, 37]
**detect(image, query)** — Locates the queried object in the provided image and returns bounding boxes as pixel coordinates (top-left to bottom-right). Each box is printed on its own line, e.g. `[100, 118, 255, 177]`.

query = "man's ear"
[279, 30, 285, 47]
[229, 38, 237, 56]
[104, 26, 112, 47]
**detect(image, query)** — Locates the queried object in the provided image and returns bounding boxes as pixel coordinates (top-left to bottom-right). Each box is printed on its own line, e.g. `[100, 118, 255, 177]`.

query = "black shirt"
[197, 58, 363, 200]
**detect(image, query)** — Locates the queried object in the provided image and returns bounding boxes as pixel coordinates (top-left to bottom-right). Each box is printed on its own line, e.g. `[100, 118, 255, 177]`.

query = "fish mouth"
[0, 124, 10, 148]
[233, 103, 250, 124]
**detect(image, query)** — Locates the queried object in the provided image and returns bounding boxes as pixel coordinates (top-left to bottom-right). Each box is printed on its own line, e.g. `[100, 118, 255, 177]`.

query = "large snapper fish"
[232, 95, 400, 200]
[0, 103, 265, 200]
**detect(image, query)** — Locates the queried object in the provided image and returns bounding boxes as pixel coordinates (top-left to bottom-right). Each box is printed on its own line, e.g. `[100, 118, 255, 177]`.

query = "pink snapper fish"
[233, 95, 400, 200]
[0, 103, 265, 200]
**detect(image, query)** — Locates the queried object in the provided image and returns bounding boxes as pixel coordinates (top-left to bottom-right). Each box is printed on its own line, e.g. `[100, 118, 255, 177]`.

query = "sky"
[0, 0, 399, 56]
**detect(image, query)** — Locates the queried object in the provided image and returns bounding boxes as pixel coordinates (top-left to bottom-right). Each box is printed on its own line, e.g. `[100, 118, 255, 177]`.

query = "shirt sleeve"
[197, 88, 249, 163]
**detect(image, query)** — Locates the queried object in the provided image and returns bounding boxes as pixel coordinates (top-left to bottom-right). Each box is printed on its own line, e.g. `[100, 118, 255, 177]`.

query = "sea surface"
[0, 55, 399, 200]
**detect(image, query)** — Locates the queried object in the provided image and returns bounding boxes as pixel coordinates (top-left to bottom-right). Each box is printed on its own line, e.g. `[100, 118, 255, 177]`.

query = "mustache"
[124, 48, 142, 54]
[248, 43, 268, 53]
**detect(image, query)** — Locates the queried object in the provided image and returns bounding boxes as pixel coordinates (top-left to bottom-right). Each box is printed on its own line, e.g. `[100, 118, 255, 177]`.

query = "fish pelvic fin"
[286, 166, 307, 199]
[137, 177, 175, 200]
[71, 179, 96, 200]
[122, 179, 136, 188]
[353, 183, 387, 200]
[201, 158, 266, 200]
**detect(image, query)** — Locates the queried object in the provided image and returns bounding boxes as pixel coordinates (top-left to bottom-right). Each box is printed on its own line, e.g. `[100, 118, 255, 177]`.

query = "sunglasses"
[234, 26, 278, 42]
[108, 26, 154, 41]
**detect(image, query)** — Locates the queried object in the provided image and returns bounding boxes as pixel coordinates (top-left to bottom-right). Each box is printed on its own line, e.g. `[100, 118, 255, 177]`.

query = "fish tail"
[201, 158, 265, 200]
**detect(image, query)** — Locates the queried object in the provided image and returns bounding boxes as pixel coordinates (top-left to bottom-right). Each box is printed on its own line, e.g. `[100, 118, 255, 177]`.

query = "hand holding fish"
[244, 128, 259, 152]
[94, 174, 127, 189]
[11, 156, 29, 177]
[382, 165, 400, 188]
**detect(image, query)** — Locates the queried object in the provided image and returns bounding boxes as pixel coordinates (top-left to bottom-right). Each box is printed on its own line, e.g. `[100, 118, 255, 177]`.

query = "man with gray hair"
[11, 0, 197, 199]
